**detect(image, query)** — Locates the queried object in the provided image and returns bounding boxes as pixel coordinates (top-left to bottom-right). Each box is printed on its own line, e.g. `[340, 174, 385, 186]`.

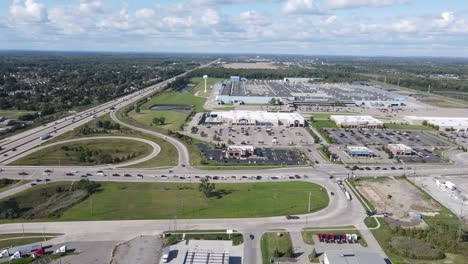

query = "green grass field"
[128, 109, 190, 131]
[0, 110, 36, 119]
[11, 138, 153, 166]
[46, 113, 178, 168]
[1, 181, 329, 221]
[311, 120, 337, 129]
[261, 232, 293, 264]
[142, 92, 206, 113]
[383, 123, 434, 131]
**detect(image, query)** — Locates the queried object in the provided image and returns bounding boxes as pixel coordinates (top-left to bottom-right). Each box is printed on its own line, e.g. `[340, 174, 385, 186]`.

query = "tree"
[152, 117, 160, 125]
[159, 116, 166, 125]
[268, 98, 276, 105]
[96, 120, 103, 128]
[135, 106, 141, 113]
[198, 178, 215, 198]
[309, 116, 314, 123]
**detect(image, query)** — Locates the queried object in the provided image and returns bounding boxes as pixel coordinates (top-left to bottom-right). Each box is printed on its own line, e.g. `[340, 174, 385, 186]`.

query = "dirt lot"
[354, 177, 440, 220]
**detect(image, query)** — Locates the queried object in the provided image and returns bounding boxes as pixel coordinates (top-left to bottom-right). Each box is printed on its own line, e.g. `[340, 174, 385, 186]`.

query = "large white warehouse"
[404, 116, 468, 132]
[330, 115, 383, 129]
[204, 110, 306, 127]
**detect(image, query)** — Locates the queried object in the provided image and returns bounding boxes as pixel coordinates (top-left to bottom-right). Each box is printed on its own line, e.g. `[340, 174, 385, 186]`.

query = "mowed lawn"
[128, 109, 190, 131]
[261, 232, 293, 264]
[142, 92, 206, 113]
[59, 181, 329, 220]
[11, 138, 153, 166]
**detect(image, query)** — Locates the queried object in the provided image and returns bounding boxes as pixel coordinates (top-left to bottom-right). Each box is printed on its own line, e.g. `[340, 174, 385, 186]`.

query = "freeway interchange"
[1, 63, 468, 263]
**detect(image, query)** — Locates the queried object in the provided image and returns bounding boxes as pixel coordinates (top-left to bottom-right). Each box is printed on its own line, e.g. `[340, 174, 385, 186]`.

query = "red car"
[112, 173, 120, 177]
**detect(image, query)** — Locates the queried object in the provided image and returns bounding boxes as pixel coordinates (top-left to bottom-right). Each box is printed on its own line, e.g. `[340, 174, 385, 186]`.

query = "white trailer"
[345, 191, 352, 201]
[6, 242, 42, 256]
[162, 246, 171, 263]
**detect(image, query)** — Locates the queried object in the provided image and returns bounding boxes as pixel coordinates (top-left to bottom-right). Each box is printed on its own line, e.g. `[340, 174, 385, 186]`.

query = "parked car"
[286, 215, 300, 220]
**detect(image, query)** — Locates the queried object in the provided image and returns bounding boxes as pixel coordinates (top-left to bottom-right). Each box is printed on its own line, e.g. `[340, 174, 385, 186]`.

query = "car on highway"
[112, 173, 120, 177]
[86, 173, 93, 176]
[286, 215, 300, 220]
[18, 172, 28, 175]
[44, 170, 53, 173]
[44, 179, 51, 182]
[80, 175, 87, 178]
[213, 176, 219, 180]
[256, 176, 262, 180]
[124, 174, 132, 177]
[65, 173, 74, 176]
[30, 183, 37, 186]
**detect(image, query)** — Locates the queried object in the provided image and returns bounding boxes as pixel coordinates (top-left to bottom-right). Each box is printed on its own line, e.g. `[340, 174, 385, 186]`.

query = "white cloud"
[135, 8, 155, 19]
[282, 0, 315, 14]
[201, 8, 220, 25]
[322, 0, 407, 10]
[9, 0, 48, 23]
[79, 0, 105, 15]
[320, 15, 337, 25]
[435, 11, 455, 28]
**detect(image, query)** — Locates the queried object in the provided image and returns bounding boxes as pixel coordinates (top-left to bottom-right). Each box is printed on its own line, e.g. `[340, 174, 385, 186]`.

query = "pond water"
[149, 104, 192, 112]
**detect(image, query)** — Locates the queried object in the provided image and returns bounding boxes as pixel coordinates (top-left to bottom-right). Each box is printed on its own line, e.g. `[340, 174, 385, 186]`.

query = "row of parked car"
[346, 165, 411, 171]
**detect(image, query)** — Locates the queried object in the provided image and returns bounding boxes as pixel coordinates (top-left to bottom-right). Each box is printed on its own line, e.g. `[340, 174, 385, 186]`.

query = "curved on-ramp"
[7, 136, 160, 169]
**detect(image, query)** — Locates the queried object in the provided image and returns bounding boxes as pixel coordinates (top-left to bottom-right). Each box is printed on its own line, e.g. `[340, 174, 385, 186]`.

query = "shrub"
[389, 236, 445, 260]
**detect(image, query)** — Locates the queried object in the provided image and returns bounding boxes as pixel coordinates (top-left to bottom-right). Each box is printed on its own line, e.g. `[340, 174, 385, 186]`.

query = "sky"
[1, 0, 468, 57]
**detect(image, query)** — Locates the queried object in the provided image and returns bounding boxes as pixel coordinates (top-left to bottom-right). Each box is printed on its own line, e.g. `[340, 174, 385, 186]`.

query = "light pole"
[308, 192, 311, 212]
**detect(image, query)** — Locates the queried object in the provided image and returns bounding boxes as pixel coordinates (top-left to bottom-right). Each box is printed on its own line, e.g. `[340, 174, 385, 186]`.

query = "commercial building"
[204, 110, 306, 127]
[346, 146, 375, 158]
[404, 116, 468, 132]
[323, 250, 387, 264]
[215, 78, 406, 106]
[330, 115, 384, 129]
[225, 145, 255, 159]
[387, 144, 414, 156]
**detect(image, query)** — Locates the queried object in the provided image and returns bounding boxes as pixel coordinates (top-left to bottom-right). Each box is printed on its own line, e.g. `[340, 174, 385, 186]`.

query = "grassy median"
[11, 138, 153, 166]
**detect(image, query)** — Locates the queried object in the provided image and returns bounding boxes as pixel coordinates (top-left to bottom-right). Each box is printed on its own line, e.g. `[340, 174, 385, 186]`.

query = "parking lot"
[189, 122, 315, 147]
[324, 128, 449, 148]
[197, 143, 308, 165]
[440, 131, 468, 148]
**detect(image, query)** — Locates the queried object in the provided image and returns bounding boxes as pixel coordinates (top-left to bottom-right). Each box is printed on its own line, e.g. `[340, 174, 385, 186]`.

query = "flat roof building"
[323, 250, 387, 264]
[346, 146, 375, 158]
[330, 115, 383, 129]
[404, 116, 468, 132]
[225, 145, 255, 159]
[205, 110, 306, 127]
[387, 144, 414, 156]
[216, 79, 406, 105]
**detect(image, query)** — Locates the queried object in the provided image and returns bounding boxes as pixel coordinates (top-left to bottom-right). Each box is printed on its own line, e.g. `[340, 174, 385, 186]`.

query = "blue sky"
[1, 0, 468, 56]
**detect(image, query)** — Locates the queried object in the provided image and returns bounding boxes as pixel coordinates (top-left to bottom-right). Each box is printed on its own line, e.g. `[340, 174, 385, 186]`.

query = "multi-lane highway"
[0, 59, 218, 165]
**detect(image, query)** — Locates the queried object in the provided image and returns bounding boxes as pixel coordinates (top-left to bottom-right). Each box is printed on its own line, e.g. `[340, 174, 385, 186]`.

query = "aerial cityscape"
[0, 0, 468, 264]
